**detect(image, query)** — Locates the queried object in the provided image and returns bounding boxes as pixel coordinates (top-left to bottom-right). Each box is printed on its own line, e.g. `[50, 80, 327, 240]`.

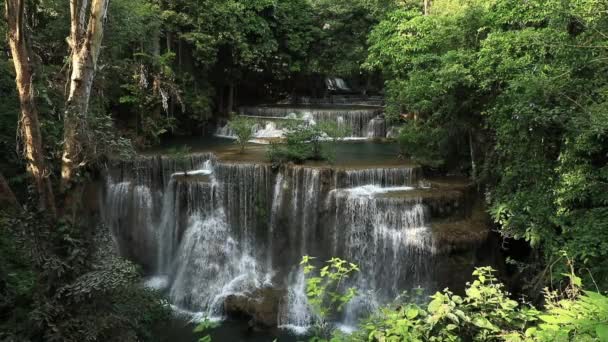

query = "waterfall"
[367, 116, 386, 138]
[168, 209, 263, 317]
[272, 165, 433, 332]
[336, 166, 420, 188]
[103, 155, 449, 332]
[215, 105, 388, 139]
[325, 77, 351, 92]
[278, 269, 315, 334]
[237, 106, 383, 138]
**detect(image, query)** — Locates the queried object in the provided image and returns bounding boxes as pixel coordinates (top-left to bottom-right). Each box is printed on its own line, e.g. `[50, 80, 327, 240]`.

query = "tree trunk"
[469, 129, 477, 182]
[218, 85, 224, 116]
[61, 0, 109, 188]
[424, 0, 430, 15]
[227, 82, 235, 115]
[61, 0, 109, 218]
[5, 0, 57, 217]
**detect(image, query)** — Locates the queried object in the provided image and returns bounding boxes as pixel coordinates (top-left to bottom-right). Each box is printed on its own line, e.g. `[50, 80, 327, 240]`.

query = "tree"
[228, 116, 254, 153]
[61, 0, 110, 196]
[367, 0, 608, 287]
[5, 0, 57, 217]
[60, 0, 110, 220]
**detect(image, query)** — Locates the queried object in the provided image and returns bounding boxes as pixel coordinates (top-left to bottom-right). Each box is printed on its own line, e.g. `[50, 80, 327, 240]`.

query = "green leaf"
[596, 324, 608, 342]
[406, 307, 419, 319]
[472, 317, 499, 331]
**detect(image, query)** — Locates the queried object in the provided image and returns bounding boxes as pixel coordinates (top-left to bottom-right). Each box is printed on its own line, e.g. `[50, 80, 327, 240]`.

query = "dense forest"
[1, 0, 607, 341]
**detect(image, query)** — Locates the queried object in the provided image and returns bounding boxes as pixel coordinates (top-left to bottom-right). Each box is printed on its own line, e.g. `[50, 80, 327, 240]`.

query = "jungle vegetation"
[1, 0, 607, 341]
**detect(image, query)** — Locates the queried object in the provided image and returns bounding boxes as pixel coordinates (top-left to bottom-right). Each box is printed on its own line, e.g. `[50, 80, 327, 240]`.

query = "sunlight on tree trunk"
[5, 0, 57, 217]
[61, 0, 109, 217]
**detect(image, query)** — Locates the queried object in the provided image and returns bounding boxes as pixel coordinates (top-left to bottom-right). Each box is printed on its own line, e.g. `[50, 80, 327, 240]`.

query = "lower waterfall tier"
[102, 154, 496, 332]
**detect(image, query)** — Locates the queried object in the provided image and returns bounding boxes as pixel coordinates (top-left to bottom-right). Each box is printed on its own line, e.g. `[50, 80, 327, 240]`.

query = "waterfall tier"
[215, 104, 389, 140]
[103, 154, 490, 332]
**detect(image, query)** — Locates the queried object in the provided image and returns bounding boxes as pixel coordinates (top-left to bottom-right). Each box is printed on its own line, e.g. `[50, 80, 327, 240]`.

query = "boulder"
[224, 287, 285, 330]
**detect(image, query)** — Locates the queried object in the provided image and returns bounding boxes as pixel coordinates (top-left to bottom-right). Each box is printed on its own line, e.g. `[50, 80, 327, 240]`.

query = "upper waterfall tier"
[239, 105, 383, 138]
[280, 95, 384, 106]
[215, 104, 389, 140]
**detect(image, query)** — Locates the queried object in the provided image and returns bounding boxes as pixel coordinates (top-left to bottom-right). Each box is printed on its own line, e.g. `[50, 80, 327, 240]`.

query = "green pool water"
[146, 136, 411, 168]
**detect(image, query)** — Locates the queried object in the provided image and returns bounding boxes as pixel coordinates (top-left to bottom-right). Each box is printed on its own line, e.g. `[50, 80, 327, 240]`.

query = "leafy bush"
[302, 260, 608, 342]
[301, 256, 359, 339]
[397, 121, 448, 168]
[228, 116, 255, 153]
[267, 121, 350, 166]
[0, 210, 170, 342]
[357, 267, 537, 342]
[267, 122, 326, 165]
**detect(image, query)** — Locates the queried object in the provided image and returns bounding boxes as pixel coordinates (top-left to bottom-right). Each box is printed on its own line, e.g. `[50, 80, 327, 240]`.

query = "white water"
[215, 104, 386, 139]
[103, 157, 438, 334]
[278, 269, 315, 334]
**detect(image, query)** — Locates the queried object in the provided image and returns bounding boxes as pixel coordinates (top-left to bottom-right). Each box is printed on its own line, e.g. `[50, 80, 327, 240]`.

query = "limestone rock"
[224, 287, 285, 329]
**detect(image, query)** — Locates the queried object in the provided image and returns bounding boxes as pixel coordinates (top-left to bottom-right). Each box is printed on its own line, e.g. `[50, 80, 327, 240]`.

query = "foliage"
[267, 121, 324, 165]
[193, 318, 219, 342]
[355, 267, 535, 342]
[397, 121, 448, 168]
[522, 290, 608, 341]
[366, 0, 608, 287]
[305, 263, 606, 342]
[0, 210, 170, 342]
[267, 120, 353, 165]
[301, 256, 359, 338]
[228, 116, 255, 153]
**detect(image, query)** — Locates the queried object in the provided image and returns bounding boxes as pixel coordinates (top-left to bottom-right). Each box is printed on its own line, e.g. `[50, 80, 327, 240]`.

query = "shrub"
[301, 256, 359, 339]
[267, 121, 350, 166]
[397, 121, 448, 168]
[0, 210, 170, 342]
[228, 116, 255, 153]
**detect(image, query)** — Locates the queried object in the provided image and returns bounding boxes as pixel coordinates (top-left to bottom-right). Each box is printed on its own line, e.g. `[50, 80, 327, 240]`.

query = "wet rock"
[224, 287, 285, 329]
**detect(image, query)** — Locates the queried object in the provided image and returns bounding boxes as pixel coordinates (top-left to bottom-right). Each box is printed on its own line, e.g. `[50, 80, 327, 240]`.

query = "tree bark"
[61, 0, 109, 193]
[227, 82, 235, 114]
[469, 129, 477, 182]
[5, 0, 57, 217]
[60, 0, 109, 220]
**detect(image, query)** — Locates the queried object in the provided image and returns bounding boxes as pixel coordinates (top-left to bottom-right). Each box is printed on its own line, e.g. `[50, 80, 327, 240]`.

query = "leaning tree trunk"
[5, 0, 57, 217]
[60, 0, 109, 218]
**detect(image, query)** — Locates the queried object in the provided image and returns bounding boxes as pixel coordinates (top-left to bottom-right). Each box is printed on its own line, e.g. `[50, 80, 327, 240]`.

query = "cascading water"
[367, 116, 386, 138]
[102, 152, 485, 334]
[336, 166, 420, 188]
[214, 105, 386, 139]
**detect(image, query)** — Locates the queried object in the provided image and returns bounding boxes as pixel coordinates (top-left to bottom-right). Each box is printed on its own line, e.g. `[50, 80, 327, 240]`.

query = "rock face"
[224, 288, 285, 329]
